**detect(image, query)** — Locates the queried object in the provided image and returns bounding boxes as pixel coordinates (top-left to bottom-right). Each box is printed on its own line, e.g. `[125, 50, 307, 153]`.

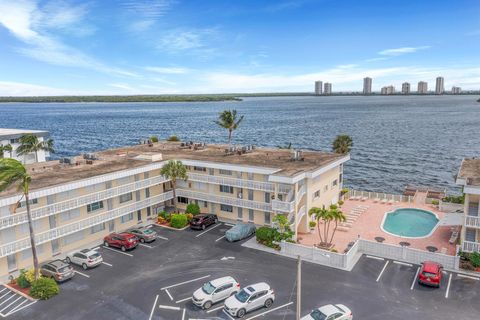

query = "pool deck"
[298, 198, 458, 255]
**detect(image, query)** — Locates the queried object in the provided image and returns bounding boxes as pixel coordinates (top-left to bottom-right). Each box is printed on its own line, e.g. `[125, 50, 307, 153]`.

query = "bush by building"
[29, 278, 59, 300]
[185, 203, 200, 215]
[170, 214, 188, 229]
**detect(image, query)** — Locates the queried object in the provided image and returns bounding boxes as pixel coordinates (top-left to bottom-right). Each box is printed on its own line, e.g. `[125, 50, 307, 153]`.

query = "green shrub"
[24, 269, 36, 284]
[159, 211, 170, 220]
[442, 195, 465, 204]
[470, 252, 480, 268]
[170, 214, 188, 229]
[17, 270, 30, 289]
[167, 135, 180, 142]
[431, 199, 439, 205]
[340, 188, 349, 196]
[309, 221, 317, 228]
[185, 203, 201, 215]
[29, 278, 59, 300]
[150, 135, 159, 143]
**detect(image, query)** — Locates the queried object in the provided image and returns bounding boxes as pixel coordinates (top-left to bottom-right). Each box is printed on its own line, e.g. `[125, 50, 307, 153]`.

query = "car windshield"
[309, 309, 328, 320]
[235, 289, 251, 303]
[202, 282, 216, 294]
[88, 253, 101, 259]
[58, 266, 70, 273]
[143, 229, 154, 235]
[192, 217, 202, 222]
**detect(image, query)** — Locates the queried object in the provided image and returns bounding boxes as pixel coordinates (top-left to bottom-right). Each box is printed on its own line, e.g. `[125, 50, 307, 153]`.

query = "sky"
[0, 0, 479, 96]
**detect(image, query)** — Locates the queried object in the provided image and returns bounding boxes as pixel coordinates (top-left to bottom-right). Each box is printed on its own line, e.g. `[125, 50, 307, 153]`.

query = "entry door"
[7, 254, 17, 272]
[137, 210, 142, 222]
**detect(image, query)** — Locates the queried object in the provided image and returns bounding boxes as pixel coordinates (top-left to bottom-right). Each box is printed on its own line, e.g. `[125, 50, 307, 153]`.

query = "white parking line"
[457, 273, 480, 281]
[0, 288, 7, 294]
[91, 246, 100, 251]
[148, 295, 159, 320]
[74, 270, 90, 278]
[161, 275, 211, 290]
[175, 297, 191, 304]
[157, 235, 169, 240]
[182, 308, 186, 320]
[411, 267, 420, 290]
[215, 235, 226, 242]
[158, 305, 181, 311]
[445, 273, 452, 299]
[366, 255, 385, 261]
[102, 261, 113, 267]
[5, 298, 28, 316]
[206, 305, 224, 313]
[376, 261, 390, 282]
[0, 295, 15, 307]
[4, 300, 36, 317]
[138, 243, 154, 249]
[165, 289, 173, 301]
[245, 301, 294, 320]
[195, 224, 221, 237]
[102, 246, 133, 257]
[0, 296, 23, 313]
[393, 261, 412, 267]
[223, 309, 235, 320]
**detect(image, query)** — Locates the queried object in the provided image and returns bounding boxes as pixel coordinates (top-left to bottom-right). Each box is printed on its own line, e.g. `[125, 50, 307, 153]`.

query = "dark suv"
[40, 259, 75, 282]
[190, 214, 218, 230]
[103, 232, 138, 251]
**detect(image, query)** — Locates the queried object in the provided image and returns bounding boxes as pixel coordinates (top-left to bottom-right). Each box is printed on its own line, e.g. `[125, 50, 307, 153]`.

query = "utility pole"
[296, 255, 301, 320]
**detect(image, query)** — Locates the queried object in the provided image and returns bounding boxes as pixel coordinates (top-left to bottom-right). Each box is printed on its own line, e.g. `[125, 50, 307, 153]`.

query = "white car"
[224, 282, 275, 318]
[301, 304, 353, 320]
[192, 276, 240, 309]
[66, 249, 103, 270]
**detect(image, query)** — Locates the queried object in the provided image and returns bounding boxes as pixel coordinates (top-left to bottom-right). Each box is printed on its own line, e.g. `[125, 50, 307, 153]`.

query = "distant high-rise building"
[435, 77, 444, 95]
[363, 77, 372, 95]
[401, 82, 410, 94]
[314, 81, 323, 95]
[324, 82, 332, 95]
[451, 86, 462, 94]
[381, 85, 395, 95]
[417, 81, 428, 94]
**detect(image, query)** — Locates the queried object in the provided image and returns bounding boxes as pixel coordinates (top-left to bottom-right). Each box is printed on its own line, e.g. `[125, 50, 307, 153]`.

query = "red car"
[103, 233, 138, 251]
[418, 261, 443, 287]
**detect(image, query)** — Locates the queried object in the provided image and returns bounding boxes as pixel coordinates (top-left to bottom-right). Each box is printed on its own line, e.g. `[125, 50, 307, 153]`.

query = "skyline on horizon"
[0, 0, 479, 96]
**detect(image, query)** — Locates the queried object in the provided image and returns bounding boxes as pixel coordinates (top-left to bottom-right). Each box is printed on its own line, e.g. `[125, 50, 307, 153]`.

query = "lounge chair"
[380, 199, 388, 204]
[361, 196, 368, 201]
[373, 198, 380, 203]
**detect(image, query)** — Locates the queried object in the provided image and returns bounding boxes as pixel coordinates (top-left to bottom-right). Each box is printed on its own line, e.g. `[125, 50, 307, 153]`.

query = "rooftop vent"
[291, 149, 304, 161]
[135, 153, 163, 162]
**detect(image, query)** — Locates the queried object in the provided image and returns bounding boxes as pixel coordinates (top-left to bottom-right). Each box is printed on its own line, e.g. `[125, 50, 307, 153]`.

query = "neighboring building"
[435, 77, 445, 95]
[0, 142, 349, 280]
[0, 128, 50, 164]
[380, 85, 395, 95]
[363, 77, 372, 95]
[314, 81, 323, 95]
[456, 158, 480, 253]
[451, 86, 462, 94]
[417, 81, 428, 94]
[324, 83, 332, 95]
[401, 82, 411, 94]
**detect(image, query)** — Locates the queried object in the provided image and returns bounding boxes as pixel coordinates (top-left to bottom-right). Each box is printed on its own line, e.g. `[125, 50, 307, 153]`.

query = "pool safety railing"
[345, 189, 413, 203]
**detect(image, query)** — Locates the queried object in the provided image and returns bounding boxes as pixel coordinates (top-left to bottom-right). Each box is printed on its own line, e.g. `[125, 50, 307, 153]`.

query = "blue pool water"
[382, 208, 439, 238]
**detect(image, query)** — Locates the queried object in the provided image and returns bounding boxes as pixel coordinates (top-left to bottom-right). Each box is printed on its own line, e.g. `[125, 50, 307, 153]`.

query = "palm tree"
[308, 206, 330, 246]
[327, 204, 347, 245]
[0, 144, 13, 158]
[16, 134, 54, 163]
[332, 134, 353, 154]
[214, 109, 244, 146]
[160, 160, 188, 212]
[0, 159, 39, 279]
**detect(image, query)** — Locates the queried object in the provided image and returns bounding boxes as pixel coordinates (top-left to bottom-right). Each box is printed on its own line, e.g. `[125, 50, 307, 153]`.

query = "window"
[121, 212, 134, 223]
[339, 173, 343, 183]
[248, 189, 254, 200]
[264, 192, 271, 203]
[313, 190, 320, 198]
[178, 197, 189, 204]
[238, 207, 243, 219]
[248, 209, 254, 222]
[147, 207, 151, 216]
[324, 185, 329, 192]
[119, 192, 133, 203]
[87, 201, 104, 213]
[264, 212, 270, 224]
[332, 179, 338, 187]
[194, 166, 206, 172]
[219, 185, 234, 194]
[90, 223, 105, 234]
[220, 204, 233, 212]
[145, 187, 150, 198]
[219, 169, 232, 175]
[17, 198, 38, 208]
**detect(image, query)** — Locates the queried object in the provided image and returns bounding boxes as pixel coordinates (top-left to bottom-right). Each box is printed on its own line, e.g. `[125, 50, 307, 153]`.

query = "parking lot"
[7, 222, 480, 320]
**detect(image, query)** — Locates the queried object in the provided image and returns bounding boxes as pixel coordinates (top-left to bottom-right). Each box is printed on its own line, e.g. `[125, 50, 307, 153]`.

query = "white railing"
[297, 205, 306, 222]
[188, 173, 275, 192]
[0, 175, 169, 230]
[271, 199, 295, 213]
[463, 241, 480, 253]
[177, 189, 271, 212]
[0, 191, 173, 258]
[278, 184, 292, 194]
[347, 190, 413, 203]
[465, 216, 480, 229]
[297, 185, 306, 204]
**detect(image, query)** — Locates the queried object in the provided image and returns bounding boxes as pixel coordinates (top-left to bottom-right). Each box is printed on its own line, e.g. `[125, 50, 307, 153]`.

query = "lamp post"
[296, 255, 301, 320]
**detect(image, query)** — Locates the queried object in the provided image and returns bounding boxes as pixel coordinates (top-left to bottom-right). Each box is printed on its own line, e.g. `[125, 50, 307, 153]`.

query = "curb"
[153, 223, 189, 231]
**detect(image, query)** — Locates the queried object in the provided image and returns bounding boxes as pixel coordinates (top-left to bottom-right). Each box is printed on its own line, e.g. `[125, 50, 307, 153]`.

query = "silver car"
[66, 249, 103, 270]
[192, 276, 240, 309]
[127, 227, 157, 243]
[224, 282, 275, 318]
[40, 260, 75, 282]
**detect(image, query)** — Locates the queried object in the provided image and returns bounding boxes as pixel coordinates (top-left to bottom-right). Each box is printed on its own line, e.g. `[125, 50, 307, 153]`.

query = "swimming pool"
[381, 208, 439, 238]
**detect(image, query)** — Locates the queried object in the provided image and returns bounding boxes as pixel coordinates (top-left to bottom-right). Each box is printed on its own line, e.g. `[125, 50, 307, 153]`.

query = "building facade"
[0, 129, 50, 164]
[451, 86, 462, 94]
[417, 81, 428, 94]
[457, 158, 480, 253]
[435, 77, 445, 95]
[324, 83, 332, 95]
[380, 85, 395, 95]
[401, 82, 410, 94]
[0, 142, 348, 280]
[315, 81, 323, 95]
[363, 77, 372, 95]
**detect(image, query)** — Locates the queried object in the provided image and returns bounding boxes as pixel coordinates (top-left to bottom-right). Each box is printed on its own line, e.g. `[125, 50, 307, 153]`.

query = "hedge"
[185, 203, 201, 215]
[30, 278, 59, 300]
[17, 270, 30, 288]
[170, 214, 188, 229]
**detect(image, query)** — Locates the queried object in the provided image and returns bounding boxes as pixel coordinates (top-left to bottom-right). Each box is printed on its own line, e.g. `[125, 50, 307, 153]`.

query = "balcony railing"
[462, 240, 480, 253]
[271, 199, 295, 213]
[0, 175, 169, 230]
[188, 173, 275, 192]
[177, 189, 272, 212]
[0, 191, 174, 258]
[465, 215, 480, 229]
[297, 185, 306, 204]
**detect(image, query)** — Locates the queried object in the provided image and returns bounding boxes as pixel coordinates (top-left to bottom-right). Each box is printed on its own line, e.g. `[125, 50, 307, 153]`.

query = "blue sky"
[0, 0, 479, 95]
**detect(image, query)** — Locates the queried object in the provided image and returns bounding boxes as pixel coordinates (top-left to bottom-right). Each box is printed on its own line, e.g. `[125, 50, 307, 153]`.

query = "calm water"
[0, 95, 479, 193]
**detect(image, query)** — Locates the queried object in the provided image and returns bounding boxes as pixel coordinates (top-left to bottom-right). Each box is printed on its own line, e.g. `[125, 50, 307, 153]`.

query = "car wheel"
[140, 238, 145, 243]
[264, 298, 273, 308]
[202, 224, 206, 230]
[65, 257, 71, 264]
[237, 308, 246, 318]
[82, 263, 88, 270]
[121, 246, 126, 252]
[203, 301, 212, 309]
[104, 241, 109, 247]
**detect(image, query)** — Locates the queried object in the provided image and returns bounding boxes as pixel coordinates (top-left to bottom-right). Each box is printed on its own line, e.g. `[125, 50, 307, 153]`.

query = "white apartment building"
[381, 85, 395, 95]
[0, 128, 50, 164]
[401, 82, 410, 94]
[315, 81, 323, 95]
[417, 81, 428, 94]
[363, 77, 372, 95]
[324, 83, 332, 95]
[451, 86, 462, 94]
[435, 77, 445, 95]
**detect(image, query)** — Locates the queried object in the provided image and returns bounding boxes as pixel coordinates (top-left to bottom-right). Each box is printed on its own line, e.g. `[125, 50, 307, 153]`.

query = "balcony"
[188, 173, 275, 192]
[462, 240, 480, 253]
[271, 199, 295, 213]
[296, 184, 306, 204]
[0, 191, 174, 258]
[0, 175, 169, 231]
[465, 215, 480, 229]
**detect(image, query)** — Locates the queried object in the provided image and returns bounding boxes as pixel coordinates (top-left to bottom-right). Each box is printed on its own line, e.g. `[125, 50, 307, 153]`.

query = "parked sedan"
[224, 282, 274, 318]
[66, 249, 103, 270]
[192, 276, 240, 309]
[418, 261, 443, 287]
[225, 223, 256, 242]
[301, 304, 353, 320]
[127, 227, 157, 243]
[103, 232, 138, 251]
[40, 259, 75, 282]
[190, 214, 218, 230]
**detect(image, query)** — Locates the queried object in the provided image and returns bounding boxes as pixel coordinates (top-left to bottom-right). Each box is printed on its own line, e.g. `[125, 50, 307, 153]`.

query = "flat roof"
[458, 158, 480, 187]
[0, 128, 49, 139]
[0, 141, 346, 197]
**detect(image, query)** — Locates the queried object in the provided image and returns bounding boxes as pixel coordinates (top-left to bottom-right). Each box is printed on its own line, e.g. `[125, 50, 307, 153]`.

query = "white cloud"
[379, 46, 430, 56]
[158, 28, 217, 52]
[108, 83, 137, 91]
[122, 0, 174, 31]
[0, 81, 70, 96]
[144, 66, 190, 74]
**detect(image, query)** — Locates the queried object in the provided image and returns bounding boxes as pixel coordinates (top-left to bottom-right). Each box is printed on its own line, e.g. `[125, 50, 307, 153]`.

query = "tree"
[308, 206, 329, 246]
[326, 204, 346, 245]
[16, 134, 54, 163]
[332, 134, 353, 154]
[276, 142, 292, 149]
[0, 144, 13, 158]
[0, 158, 40, 279]
[273, 214, 290, 233]
[160, 160, 188, 212]
[214, 109, 244, 145]
[308, 204, 346, 247]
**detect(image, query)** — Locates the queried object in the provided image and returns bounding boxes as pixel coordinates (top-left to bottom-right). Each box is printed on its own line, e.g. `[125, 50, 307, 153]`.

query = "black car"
[190, 214, 218, 230]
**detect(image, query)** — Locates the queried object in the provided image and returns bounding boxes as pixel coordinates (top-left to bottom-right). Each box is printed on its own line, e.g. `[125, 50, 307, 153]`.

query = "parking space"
[0, 286, 36, 318]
